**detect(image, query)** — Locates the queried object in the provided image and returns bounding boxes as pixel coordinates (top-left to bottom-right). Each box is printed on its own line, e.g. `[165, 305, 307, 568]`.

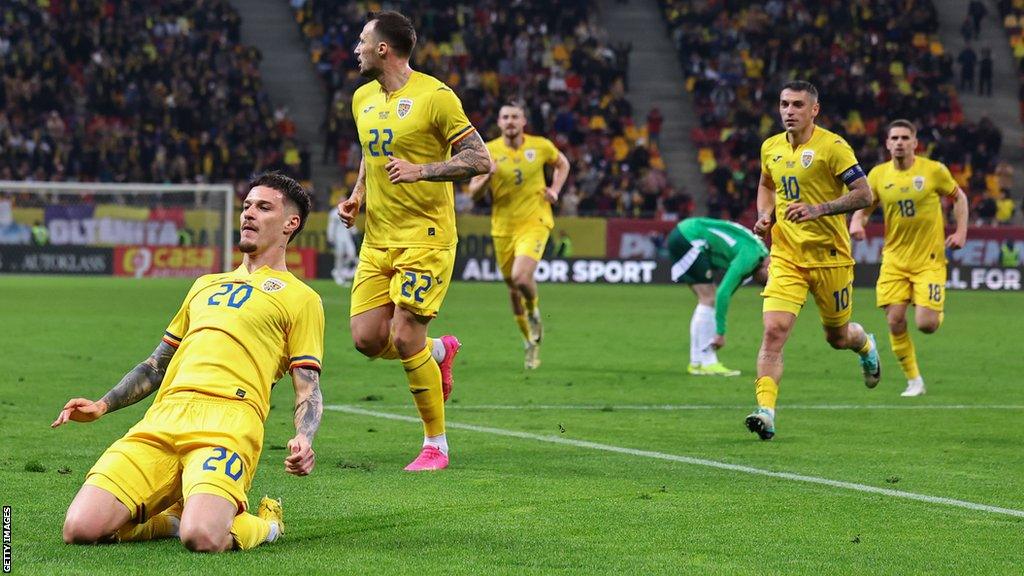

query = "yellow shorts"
[761, 257, 854, 327]
[493, 226, 550, 279]
[350, 245, 456, 318]
[85, 394, 263, 521]
[876, 264, 945, 311]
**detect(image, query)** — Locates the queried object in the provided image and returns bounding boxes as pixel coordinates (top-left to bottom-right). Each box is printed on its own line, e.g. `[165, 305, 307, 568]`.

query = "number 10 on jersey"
[781, 176, 800, 200]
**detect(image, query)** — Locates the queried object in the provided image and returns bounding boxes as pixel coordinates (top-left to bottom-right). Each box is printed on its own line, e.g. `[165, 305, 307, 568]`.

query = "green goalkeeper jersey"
[668, 217, 768, 336]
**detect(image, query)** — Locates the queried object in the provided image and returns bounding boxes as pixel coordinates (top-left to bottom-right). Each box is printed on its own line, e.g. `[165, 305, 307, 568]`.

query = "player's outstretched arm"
[401, 131, 491, 183]
[946, 187, 969, 249]
[786, 175, 873, 222]
[753, 169, 775, 240]
[51, 341, 176, 427]
[285, 367, 322, 476]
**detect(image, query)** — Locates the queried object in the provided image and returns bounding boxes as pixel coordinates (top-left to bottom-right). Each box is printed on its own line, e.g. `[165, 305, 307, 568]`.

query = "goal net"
[0, 181, 234, 277]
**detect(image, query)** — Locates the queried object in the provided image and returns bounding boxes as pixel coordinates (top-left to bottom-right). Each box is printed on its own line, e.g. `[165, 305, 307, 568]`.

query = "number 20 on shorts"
[202, 447, 243, 481]
[401, 271, 433, 303]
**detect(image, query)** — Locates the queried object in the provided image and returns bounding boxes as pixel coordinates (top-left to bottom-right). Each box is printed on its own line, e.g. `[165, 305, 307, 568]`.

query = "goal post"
[0, 181, 234, 275]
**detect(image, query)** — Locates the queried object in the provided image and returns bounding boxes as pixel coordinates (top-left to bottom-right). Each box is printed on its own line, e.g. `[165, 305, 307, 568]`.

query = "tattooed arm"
[284, 367, 322, 476]
[51, 341, 176, 427]
[385, 131, 492, 184]
[785, 176, 874, 222]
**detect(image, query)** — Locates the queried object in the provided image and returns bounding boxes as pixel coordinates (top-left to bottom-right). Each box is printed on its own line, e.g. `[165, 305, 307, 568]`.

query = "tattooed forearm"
[420, 132, 491, 182]
[101, 341, 176, 413]
[814, 179, 873, 216]
[292, 367, 323, 441]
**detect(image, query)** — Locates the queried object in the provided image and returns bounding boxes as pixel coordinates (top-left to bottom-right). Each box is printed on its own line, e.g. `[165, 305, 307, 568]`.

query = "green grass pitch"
[1, 276, 1022, 575]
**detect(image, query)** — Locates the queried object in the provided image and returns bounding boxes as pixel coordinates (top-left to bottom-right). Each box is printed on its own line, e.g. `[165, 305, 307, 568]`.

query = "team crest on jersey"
[912, 176, 925, 191]
[800, 150, 815, 168]
[525, 149, 537, 162]
[261, 278, 286, 293]
[397, 98, 413, 119]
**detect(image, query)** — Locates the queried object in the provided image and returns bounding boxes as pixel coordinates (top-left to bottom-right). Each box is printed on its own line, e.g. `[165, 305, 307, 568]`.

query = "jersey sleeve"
[351, 89, 365, 134]
[162, 276, 206, 348]
[828, 137, 865, 186]
[866, 166, 881, 203]
[287, 292, 325, 373]
[934, 162, 959, 197]
[543, 137, 560, 165]
[431, 86, 476, 146]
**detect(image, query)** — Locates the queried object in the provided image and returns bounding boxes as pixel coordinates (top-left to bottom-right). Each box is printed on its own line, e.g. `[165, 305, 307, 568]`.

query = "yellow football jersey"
[867, 156, 958, 269]
[486, 134, 560, 236]
[761, 126, 864, 267]
[158, 264, 325, 422]
[352, 71, 477, 249]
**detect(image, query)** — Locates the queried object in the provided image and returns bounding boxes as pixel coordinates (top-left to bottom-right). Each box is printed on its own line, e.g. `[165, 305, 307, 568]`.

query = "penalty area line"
[326, 404, 1024, 519]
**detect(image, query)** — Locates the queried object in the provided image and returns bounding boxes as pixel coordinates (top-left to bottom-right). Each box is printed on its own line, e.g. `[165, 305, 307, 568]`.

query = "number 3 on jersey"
[781, 176, 800, 200]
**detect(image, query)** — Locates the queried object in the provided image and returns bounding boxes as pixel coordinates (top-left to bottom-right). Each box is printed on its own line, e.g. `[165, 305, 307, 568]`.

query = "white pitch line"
[335, 403, 1024, 411]
[326, 404, 1024, 519]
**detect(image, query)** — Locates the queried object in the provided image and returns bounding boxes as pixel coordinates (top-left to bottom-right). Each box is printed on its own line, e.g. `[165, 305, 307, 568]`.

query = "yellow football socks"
[754, 376, 779, 411]
[523, 294, 538, 314]
[890, 331, 920, 380]
[230, 512, 271, 550]
[115, 509, 179, 542]
[514, 314, 531, 341]
[857, 335, 873, 356]
[374, 335, 400, 360]
[403, 346, 445, 437]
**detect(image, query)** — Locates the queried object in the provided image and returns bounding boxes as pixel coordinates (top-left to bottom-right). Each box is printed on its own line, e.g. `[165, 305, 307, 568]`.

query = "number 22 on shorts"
[401, 271, 433, 303]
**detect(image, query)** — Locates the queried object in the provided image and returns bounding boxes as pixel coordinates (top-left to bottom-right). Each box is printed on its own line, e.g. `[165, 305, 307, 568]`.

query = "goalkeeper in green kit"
[666, 217, 769, 376]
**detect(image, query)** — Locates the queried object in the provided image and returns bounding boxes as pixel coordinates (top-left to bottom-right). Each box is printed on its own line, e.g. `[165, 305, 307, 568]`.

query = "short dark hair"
[369, 11, 417, 58]
[502, 97, 527, 113]
[248, 171, 311, 243]
[780, 80, 819, 101]
[886, 119, 917, 137]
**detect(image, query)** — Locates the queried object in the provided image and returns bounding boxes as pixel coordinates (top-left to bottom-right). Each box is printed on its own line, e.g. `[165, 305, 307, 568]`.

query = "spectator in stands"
[647, 108, 664, 147]
[996, 189, 1016, 225]
[959, 44, 978, 91]
[969, 0, 988, 36]
[0, 1, 303, 192]
[962, 15, 976, 42]
[976, 194, 997, 226]
[979, 48, 994, 96]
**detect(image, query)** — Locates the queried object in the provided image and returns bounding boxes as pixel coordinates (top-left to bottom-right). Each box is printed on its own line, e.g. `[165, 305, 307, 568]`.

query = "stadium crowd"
[662, 0, 1016, 225]
[0, 0, 305, 194]
[292, 0, 692, 219]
